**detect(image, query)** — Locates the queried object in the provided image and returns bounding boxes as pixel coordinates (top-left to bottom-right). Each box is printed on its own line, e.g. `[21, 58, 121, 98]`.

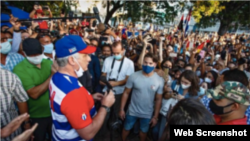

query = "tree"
[191, 0, 250, 35]
[102, 0, 184, 25]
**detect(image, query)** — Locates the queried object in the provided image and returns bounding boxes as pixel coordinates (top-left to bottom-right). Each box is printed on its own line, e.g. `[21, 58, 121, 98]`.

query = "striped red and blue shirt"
[49, 72, 97, 141]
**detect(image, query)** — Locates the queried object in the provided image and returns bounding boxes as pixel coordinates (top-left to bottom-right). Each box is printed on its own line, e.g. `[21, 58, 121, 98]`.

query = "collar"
[214, 115, 247, 125]
[24, 58, 44, 69]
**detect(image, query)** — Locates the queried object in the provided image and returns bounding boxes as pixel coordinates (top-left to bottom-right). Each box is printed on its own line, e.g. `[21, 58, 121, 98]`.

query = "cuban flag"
[185, 9, 192, 33]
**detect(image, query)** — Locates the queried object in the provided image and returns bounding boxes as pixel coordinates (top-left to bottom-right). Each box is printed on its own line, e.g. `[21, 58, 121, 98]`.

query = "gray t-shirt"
[126, 70, 164, 119]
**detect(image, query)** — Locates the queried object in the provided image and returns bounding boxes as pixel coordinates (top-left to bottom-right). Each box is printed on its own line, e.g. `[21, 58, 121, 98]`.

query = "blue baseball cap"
[55, 35, 96, 58]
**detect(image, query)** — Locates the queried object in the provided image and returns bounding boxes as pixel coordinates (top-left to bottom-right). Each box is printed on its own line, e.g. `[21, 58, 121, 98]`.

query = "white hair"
[56, 53, 79, 67]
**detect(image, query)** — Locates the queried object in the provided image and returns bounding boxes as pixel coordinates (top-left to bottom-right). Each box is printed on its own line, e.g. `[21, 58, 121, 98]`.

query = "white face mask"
[204, 77, 212, 83]
[73, 57, 84, 78]
[181, 84, 191, 89]
[0, 41, 11, 54]
[26, 54, 44, 65]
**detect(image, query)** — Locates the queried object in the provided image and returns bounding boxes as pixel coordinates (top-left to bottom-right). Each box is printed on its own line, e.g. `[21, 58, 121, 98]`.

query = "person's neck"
[1, 53, 7, 65]
[220, 112, 245, 123]
[142, 70, 154, 77]
[36, 64, 41, 69]
[58, 67, 77, 78]
[183, 89, 189, 96]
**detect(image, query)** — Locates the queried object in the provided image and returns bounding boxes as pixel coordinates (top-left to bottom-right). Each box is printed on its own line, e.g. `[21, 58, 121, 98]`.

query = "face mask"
[8, 38, 13, 42]
[232, 58, 237, 62]
[73, 57, 84, 78]
[204, 77, 212, 83]
[0, 41, 11, 54]
[114, 54, 122, 60]
[196, 70, 201, 77]
[26, 54, 44, 65]
[142, 65, 155, 74]
[181, 84, 191, 89]
[209, 100, 234, 115]
[43, 43, 54, 54]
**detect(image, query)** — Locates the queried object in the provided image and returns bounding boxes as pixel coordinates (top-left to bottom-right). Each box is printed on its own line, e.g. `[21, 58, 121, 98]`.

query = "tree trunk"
[104, 2, 123, 24]
[218, 22, 229, 36]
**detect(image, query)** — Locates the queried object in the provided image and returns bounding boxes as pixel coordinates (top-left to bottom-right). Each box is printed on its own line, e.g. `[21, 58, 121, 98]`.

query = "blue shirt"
[0, 52, 24, 72]
[171, 80, 205, 99]
[88, 55, 102, 93]
[201, 95, 250, 125]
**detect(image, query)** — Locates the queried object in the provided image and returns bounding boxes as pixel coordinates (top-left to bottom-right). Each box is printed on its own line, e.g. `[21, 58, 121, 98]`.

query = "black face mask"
[209, 100, 234, 115]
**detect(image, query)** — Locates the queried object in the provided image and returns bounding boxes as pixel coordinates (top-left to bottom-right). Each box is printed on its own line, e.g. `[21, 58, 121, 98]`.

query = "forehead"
[112, 45, 122, 51]
[144, 57, 154, 62]
[103, 46, 111, 50]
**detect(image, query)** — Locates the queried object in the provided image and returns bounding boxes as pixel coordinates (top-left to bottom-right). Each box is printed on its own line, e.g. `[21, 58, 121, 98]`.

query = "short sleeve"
[125, 74, 134, 89]
[13, 75, 29, 102]
[13, 68, 35, 91]
[157, 78, 164, 95]
[102, 58, 109, 73]
[126, 61, 134, 76]
[61, 89, 92, 129]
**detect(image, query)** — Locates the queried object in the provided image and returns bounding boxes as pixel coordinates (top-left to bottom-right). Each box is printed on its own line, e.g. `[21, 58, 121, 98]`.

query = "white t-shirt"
[102, 56, 134, 94]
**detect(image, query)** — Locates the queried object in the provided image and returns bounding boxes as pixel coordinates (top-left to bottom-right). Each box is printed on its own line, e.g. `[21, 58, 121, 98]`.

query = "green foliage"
[191, 0, 250, 30]
[103, 1, 183, 26]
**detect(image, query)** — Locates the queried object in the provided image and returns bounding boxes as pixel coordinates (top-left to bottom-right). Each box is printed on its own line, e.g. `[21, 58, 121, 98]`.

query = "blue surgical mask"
[8, 38, 13, 43]
[114, 54, 122, 60]
[232, 58, 237, 62]
[0, 41, 11, 54]
[142, 65, 155, 74]
[43, 43, 54, 54]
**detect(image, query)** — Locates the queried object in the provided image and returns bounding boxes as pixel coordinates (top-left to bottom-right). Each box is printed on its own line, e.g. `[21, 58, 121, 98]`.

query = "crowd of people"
[1, 2, 250, 141]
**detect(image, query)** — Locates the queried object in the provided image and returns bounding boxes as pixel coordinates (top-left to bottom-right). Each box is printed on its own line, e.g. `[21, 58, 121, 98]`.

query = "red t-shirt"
[214, 115, 247, 125]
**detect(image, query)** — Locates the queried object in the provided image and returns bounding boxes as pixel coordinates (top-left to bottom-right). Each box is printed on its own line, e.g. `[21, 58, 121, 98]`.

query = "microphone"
[100, 75, 113, 93]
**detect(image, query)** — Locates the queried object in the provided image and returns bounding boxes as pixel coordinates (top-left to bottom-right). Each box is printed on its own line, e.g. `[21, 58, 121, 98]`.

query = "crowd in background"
[1, 2, 250, 141]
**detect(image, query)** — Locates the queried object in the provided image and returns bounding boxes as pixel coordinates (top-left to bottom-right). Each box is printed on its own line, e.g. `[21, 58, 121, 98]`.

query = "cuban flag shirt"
[49, 72, 97, 141]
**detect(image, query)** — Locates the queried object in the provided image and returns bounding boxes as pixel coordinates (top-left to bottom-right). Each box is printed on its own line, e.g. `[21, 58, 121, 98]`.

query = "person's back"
[159, 98, 216, 141]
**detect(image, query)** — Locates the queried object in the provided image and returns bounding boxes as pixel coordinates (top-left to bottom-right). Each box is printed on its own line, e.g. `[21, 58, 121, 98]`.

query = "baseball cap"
[206, 81, 250, 106]
[55, 35, 96, 58]
[22, 38, 43, 56]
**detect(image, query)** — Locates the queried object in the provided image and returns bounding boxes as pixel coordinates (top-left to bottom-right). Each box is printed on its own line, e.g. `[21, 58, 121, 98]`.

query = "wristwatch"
[101, 105, 110, 112]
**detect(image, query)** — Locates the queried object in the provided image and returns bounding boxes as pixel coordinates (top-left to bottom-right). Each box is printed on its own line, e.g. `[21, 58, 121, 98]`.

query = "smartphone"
[173, 90, 178, 96]
[199, 50, 206, 58]
[160, 36, 165, 41]
[169, 52, 177, 57]
[100, 36, 108, 41]
[42, 6, 48, 10]
[197, 55, 201, 62]
[68, 11, 74, 22]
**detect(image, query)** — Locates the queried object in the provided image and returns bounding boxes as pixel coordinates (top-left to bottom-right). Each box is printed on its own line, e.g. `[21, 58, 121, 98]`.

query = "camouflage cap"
[206, 81, 250, 106]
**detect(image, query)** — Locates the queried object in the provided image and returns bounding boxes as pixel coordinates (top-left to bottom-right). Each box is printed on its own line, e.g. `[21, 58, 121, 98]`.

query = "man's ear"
[68, 56, 76, 66]
[232, 103, 240, 111]
[154, 62, 157, 68]
[41, 46, 44, 52]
